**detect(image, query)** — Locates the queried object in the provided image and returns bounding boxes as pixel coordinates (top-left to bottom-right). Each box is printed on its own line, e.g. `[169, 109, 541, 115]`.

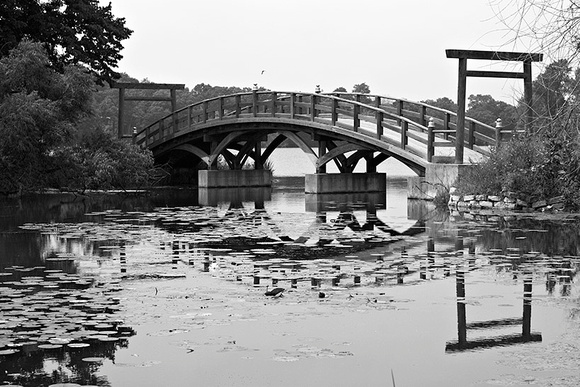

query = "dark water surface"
[1, 176, 580, 386]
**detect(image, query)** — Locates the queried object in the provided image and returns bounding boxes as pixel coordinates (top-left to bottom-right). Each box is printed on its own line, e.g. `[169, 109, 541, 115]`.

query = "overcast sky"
[103, 0, 544, 104]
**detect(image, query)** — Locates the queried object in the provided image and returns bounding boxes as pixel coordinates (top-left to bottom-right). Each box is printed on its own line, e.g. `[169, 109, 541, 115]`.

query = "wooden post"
[444, 112, 451, 140]
[171, 89, 177, 133]
[468, 121, 475, 149]
[187, 106, 192, 129]
[523, 276, 532, 337]
[271, 92, 277, 117]
[455, 57, 467, 164]
[495, 118, 503, 147]
[252, 90, 258, 117]
[290, 93, 296, 119]
[318, 140, 327, 173]
[376, 111, 384, 139]
[331, 98, 338, 125]
[254, 141, 262, 170]
[401, 121, 408, 149]
[420, 105, 427, 127]
[235, 94, 241, 118]
[353, 95, 360, 131]
[456, 269, 467, 345]
[523, 60, 533, 132]
[202, 101, 208, 123]
[218, 97, 224, 119]
[396, 100, 403, 125]
[427, 118, 435, 162]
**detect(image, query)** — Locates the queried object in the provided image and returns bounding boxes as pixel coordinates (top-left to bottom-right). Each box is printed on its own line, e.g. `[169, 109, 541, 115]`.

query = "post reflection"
[446, 270, 542, 352]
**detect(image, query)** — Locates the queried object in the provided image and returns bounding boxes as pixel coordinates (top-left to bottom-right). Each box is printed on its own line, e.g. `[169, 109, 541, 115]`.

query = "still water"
[1, 149, 580, 386]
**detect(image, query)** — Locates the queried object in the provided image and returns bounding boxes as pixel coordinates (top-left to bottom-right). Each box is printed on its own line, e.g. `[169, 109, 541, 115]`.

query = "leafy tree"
[332, 87, 348, 93]
[352, 83, 371, 94]
[0, 0, 132, 85]
[421, 97, 457, 112]
[467, 94, 519, 129]
[0, 41, 154, 196]
[51, 127, 154, 193]
[0, 41, 94, 195]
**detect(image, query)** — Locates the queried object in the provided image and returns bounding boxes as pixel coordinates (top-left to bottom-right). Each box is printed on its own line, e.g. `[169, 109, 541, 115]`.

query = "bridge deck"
[134, 91, 516, 173]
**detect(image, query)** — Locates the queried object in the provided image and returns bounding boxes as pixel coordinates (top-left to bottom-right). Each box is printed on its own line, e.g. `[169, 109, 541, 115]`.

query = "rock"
[475, 194, 487, 201]
[480, 201, 494, 208]
[503, 197, 516, 203]
[503, 203, 517, 210]
[450, 195, 461, 202]
[488, 195, 502, 202]
[516, 199, 529, 208]
[463, 195, 475, 202]
[532, 200, 547, 210]
[548, 195, 565, 205]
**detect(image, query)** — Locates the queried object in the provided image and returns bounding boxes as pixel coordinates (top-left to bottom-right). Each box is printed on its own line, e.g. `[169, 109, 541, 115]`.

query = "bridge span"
[133, 90, 519, 198]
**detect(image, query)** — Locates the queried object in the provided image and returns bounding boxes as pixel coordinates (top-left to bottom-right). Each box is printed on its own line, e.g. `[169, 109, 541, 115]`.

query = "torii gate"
[446, 49, 543, 164]
[112, 82, 185, 139]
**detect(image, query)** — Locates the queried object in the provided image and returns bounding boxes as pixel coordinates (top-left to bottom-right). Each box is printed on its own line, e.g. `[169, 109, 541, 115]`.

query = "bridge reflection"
[197, 187, 424, 237]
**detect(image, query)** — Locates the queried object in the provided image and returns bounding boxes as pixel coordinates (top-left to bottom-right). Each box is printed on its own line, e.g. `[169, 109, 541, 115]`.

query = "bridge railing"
[326, 93, 523, 157]
[135, 91, 513, 162]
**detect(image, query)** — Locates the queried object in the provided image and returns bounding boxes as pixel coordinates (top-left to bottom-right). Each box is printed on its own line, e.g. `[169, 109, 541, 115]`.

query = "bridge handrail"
[324, 92, 521, 150]
[134, 90, 511, 163]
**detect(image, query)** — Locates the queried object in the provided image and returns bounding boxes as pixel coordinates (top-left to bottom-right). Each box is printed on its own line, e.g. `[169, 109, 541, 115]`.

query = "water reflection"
[0, 264, 135, 386]
[1, 181, 580, 384]
[446, 270, 542, 352]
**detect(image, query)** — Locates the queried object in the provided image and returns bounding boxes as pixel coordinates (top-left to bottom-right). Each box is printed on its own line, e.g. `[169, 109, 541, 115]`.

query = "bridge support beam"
[407, 163, 474, 200]
[305, 173, 386, 194]
[198, 169, 272, 188]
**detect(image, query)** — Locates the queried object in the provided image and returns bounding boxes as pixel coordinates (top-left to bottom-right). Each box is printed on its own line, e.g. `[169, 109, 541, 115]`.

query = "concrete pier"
[198, 169, 272, 188]
[304, 173, 386, 194]
[407, 164, 474, 200]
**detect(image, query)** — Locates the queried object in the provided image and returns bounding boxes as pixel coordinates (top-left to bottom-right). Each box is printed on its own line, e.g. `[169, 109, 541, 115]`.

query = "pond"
[1, 149, 580, 386]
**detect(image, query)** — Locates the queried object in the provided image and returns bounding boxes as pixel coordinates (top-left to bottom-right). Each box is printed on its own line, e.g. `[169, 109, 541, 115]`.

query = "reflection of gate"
[445, 270, 542, 352]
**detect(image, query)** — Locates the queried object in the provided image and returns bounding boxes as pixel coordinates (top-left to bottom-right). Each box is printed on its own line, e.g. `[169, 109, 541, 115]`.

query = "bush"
[455, 131, 580, 210]
[50, 127, 154, 193]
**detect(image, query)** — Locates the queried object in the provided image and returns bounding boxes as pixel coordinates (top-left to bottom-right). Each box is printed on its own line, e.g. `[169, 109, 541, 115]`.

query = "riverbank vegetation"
[453, 61, 580, 210]
[452, 0, 580, 211]
[0, 41, 154, 197]
[0, 2, 150, 197]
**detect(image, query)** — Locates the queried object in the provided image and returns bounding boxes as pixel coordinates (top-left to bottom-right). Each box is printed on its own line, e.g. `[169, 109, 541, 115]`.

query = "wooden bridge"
[133, 90, 516, 179]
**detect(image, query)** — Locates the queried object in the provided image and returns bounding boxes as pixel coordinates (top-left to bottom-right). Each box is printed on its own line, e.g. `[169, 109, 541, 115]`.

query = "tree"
[332, 87, 348, 94]
[0, 41, 94, 195]
[0, 41, 153, 196]
[0, 0, 132, 85]
[51, 127, 154, 193]
[421, 97, 457, 112]
[467, 94, 519, 129]
[352, 83, 371, 94]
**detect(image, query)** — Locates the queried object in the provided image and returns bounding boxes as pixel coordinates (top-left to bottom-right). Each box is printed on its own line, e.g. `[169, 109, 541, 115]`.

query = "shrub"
[455, 131, 580, 210]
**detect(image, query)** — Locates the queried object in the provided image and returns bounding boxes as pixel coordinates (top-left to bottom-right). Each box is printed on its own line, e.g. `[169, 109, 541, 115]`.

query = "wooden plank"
[112, 82, 185, 90]
[466, 70, 526, 79]
[445, 49, 543, 62]
[124, 96, 174, 102]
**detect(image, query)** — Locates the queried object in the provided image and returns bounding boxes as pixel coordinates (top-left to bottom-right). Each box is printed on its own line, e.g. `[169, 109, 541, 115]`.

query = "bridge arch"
[135, 91, 505, 179]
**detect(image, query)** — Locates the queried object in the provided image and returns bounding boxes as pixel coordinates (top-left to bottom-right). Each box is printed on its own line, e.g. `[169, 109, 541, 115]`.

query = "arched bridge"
[134, 91, 518, 177]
